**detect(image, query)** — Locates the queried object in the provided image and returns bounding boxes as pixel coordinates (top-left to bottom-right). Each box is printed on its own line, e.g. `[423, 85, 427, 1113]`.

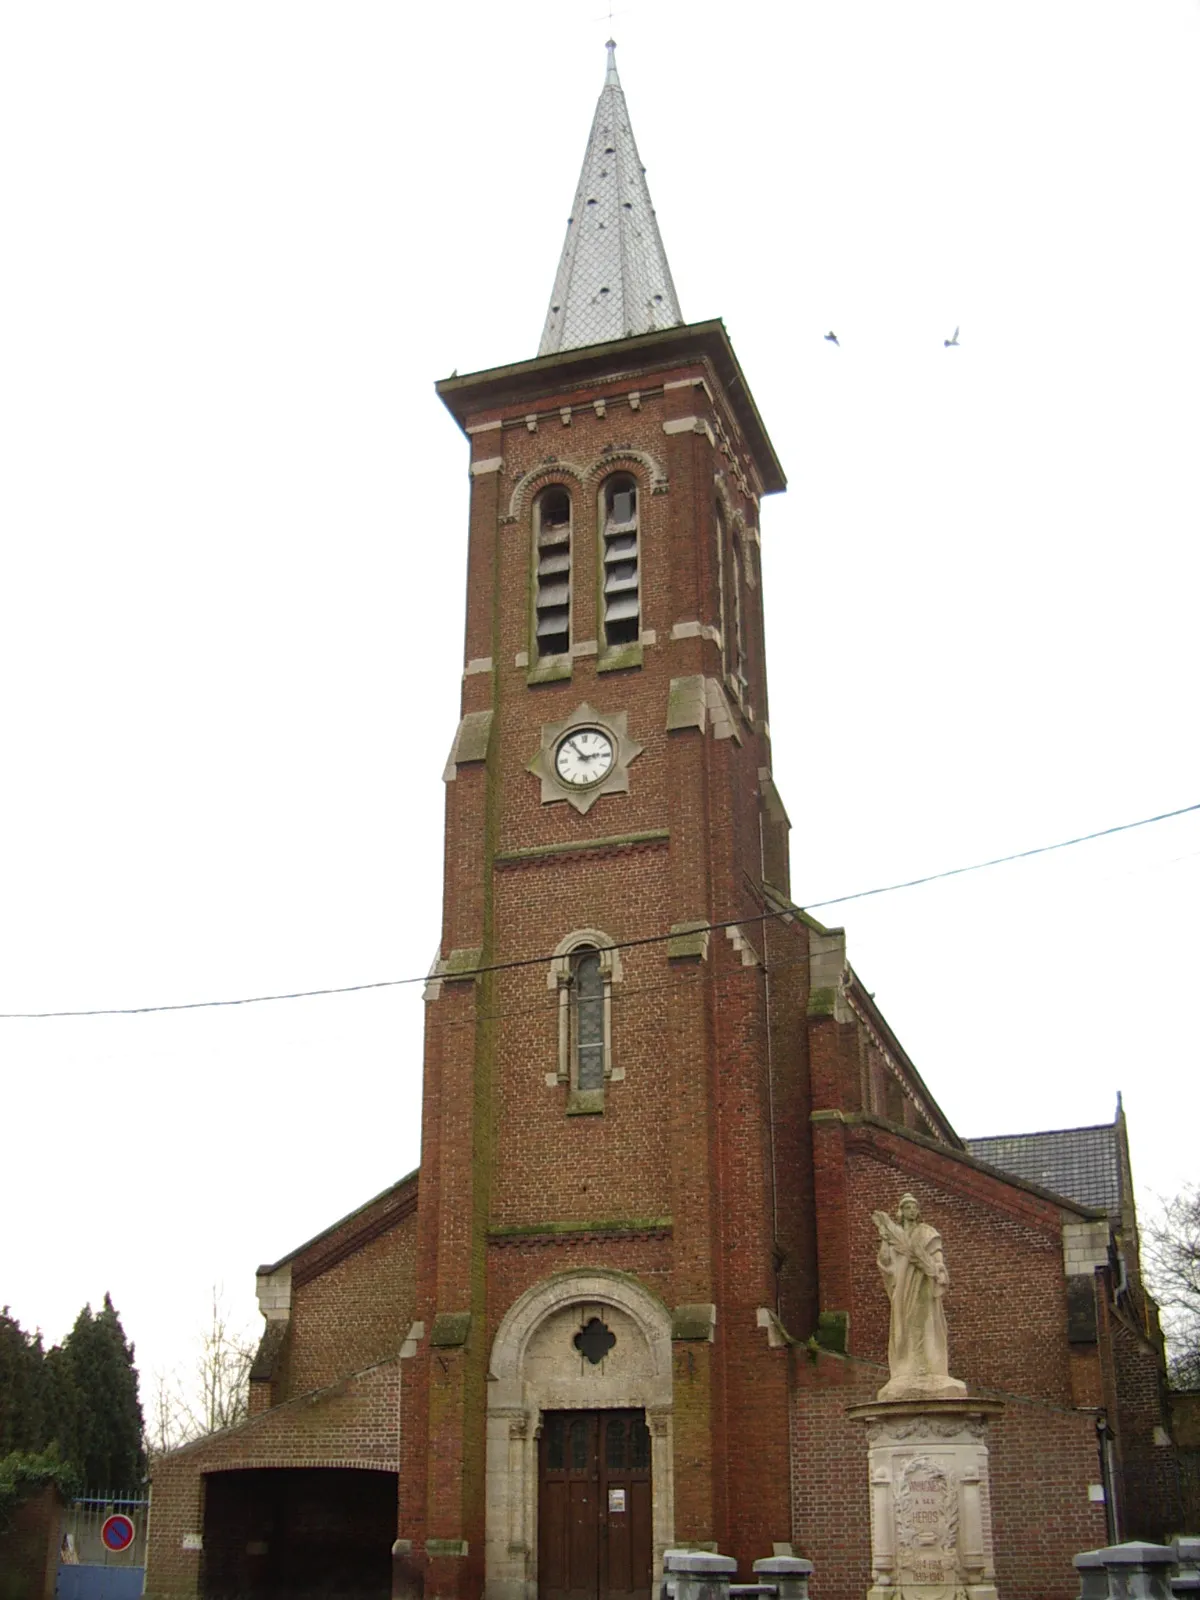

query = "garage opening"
[201, 1467, 397, 1600]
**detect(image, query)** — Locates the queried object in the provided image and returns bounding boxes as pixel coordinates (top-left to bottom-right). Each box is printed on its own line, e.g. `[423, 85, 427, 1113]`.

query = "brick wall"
[408, 336, 796, 1593]
[790, 1349, 1107, 1600]
[793, 1114, 1117, 1599]
[146, 1358, 401, 1598]
[1105, 1292, 1176, 1539]
[813, 1116, 1077, 1401]
[283, 1211, 418, 1399]
[0, 1483, 61, 1600]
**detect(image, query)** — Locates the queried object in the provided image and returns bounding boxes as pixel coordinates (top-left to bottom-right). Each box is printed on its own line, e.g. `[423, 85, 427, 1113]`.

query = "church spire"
[537, 42, 684, 356]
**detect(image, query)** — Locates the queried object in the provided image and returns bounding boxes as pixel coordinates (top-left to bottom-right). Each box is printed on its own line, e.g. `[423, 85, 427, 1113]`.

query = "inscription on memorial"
[894, 1456, 958, 1587]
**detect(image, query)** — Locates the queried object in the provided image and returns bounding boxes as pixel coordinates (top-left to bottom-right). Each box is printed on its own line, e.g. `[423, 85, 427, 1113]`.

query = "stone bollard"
[752, 1555, 814, 1600]
[1081, 1548, 1120, 1600]
[1095, 1542, 1178, 1600]
[1173, 1538, 1200, 1597]
[1075, 1549, 1111, 1600]
[664, 1550, 737, 1600]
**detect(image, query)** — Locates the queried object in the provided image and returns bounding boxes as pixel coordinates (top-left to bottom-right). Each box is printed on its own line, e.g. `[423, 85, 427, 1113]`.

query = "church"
[145, 44, 1173, 1600]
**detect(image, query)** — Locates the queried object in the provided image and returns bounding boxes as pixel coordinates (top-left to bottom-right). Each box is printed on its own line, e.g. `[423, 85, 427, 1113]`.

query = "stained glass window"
[573, 949, 604, 1090]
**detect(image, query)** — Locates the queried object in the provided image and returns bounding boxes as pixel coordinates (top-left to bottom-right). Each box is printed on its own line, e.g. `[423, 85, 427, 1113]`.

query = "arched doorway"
[485, 1272, 674, 1600]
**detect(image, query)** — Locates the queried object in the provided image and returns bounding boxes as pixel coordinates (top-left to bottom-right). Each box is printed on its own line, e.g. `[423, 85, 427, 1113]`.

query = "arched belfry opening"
[485, 1273, 674, 1600]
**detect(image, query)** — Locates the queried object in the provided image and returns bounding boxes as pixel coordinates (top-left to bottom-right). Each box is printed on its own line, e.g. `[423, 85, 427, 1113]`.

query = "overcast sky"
[3, 0, 1198, 1401]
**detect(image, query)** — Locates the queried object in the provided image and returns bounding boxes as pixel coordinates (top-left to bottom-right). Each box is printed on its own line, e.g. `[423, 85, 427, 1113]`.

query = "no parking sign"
[100, 1514, 136, 1554]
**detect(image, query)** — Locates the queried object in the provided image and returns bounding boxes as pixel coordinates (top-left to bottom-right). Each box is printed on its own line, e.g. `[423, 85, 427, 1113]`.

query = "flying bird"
[824, 331, 839, 346]
[944, 327, 960, 347]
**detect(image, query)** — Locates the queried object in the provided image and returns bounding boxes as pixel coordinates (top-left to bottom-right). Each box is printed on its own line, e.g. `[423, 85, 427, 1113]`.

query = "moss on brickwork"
[815, 1309, 849, 1354]
[597, 641, 643, 673]
[807, 986, 838, 1017]
[489, 1217, 672, 1238]
[667, 920, 710, 960]
[527, 656, 572, 686]
[441, 947, 483, 978]
[429, 1312, 472, 1348]
[671, 1303, 717, 1342]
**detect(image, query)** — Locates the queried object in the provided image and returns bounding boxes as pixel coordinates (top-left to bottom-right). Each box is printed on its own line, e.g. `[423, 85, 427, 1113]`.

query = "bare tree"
[1144, 1185, 1200, 1388]
[148, 1289, 257, 1453]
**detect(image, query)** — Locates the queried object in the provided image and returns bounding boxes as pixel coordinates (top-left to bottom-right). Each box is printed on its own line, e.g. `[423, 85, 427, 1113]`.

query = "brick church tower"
[410, 38, 802, 1599]
[145, 43, 1171, 1600]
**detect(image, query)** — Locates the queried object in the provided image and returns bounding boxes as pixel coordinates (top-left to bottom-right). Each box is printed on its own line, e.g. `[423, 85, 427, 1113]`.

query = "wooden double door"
[538, 1410, 653, 1600]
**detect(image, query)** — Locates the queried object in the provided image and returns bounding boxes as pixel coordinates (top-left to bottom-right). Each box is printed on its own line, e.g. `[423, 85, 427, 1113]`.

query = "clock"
[529, 701, 643, 815]
[554, 726, 616, 787]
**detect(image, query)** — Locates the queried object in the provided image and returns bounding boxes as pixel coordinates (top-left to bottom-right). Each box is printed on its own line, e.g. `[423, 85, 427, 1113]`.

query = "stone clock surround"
[527, 701, 645, 815]
[484, 1271, 675, 1600]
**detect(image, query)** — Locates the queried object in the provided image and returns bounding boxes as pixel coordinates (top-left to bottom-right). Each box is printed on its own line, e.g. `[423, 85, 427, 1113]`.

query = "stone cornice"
[494, 829, 668, 868]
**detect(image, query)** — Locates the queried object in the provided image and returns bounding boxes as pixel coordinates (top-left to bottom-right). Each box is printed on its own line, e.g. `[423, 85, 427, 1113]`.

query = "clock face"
[554, 727, 616, 788]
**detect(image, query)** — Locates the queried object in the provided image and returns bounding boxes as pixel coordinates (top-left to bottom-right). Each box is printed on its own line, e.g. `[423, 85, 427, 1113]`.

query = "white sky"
[2, 1, 1198, 1396]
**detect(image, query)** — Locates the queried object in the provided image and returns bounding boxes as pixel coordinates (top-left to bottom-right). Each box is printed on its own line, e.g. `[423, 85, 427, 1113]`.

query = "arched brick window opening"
[548, 929, 624, 1113]
[534, 486, 573, 660]
[601, 475, 640, 648]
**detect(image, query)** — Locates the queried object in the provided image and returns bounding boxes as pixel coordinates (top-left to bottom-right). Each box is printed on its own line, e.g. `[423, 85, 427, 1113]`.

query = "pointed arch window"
[601, 476, 640, 650]
[534, 487, 573, 660]
[548, 930, 624, 1113]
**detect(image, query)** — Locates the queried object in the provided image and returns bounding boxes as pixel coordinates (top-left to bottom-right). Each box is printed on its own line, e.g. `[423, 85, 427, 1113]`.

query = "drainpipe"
[1095, 1414, 1119, 1546]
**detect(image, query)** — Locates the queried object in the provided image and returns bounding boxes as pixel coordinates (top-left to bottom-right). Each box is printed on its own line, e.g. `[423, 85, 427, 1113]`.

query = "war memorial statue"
[872, 1193, 966, 1402]
[851, 1197, 1001, 1600]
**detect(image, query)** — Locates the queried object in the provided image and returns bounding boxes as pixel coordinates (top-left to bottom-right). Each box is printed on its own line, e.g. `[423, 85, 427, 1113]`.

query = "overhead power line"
[1, 800, 1195, 1021]
[802, 801, 1200, 909]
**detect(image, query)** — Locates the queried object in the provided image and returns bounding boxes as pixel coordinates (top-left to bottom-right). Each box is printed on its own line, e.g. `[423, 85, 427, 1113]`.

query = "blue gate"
[56, 1493, 147, 1600]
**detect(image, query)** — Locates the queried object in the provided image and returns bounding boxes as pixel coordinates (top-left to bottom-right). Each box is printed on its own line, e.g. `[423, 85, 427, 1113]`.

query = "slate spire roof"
[538, 42, 684, 356]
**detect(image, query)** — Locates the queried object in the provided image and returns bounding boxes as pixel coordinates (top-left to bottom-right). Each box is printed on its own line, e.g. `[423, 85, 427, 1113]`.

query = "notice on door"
[608, 1489, 626, 1513]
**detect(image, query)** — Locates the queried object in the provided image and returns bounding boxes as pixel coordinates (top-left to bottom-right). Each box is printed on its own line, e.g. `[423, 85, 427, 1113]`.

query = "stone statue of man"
[872, 1194, 966, 1401]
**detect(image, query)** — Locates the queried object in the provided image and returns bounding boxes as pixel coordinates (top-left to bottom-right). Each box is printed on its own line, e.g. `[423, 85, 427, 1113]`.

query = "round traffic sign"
[100, 1514, 136, 1554]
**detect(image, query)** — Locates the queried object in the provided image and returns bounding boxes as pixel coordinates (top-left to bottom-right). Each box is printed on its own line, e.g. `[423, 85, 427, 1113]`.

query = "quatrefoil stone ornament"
[574, 1316, 617, 1365]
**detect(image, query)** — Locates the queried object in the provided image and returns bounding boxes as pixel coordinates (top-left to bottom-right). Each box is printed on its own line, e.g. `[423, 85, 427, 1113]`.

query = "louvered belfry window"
[535, 488, 572, 658]
[572, 947, 605, 1091]
[602, 477, 639, 648]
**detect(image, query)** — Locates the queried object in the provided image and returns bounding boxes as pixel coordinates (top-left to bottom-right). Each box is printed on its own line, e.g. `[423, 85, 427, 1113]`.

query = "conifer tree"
[41, 1341, 80, 1466]
[0, 1309, 44, 1455]
[59, 1296, 145, 1489]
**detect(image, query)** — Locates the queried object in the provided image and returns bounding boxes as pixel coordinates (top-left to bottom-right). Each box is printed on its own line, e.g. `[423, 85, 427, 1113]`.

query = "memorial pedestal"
[848, 1397, 1005, 1600]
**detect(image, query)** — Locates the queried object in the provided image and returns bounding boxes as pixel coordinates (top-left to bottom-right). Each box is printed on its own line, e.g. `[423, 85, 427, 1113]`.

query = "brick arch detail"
[485, 1270, 674, 1600]
[585, 449, 667, 492]
[508, 462, 588, 522]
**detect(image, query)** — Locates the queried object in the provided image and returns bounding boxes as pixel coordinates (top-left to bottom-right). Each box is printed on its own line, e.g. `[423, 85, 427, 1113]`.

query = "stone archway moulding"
[485, 1270, 674, 1600]
[507, 450, 668, 523]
